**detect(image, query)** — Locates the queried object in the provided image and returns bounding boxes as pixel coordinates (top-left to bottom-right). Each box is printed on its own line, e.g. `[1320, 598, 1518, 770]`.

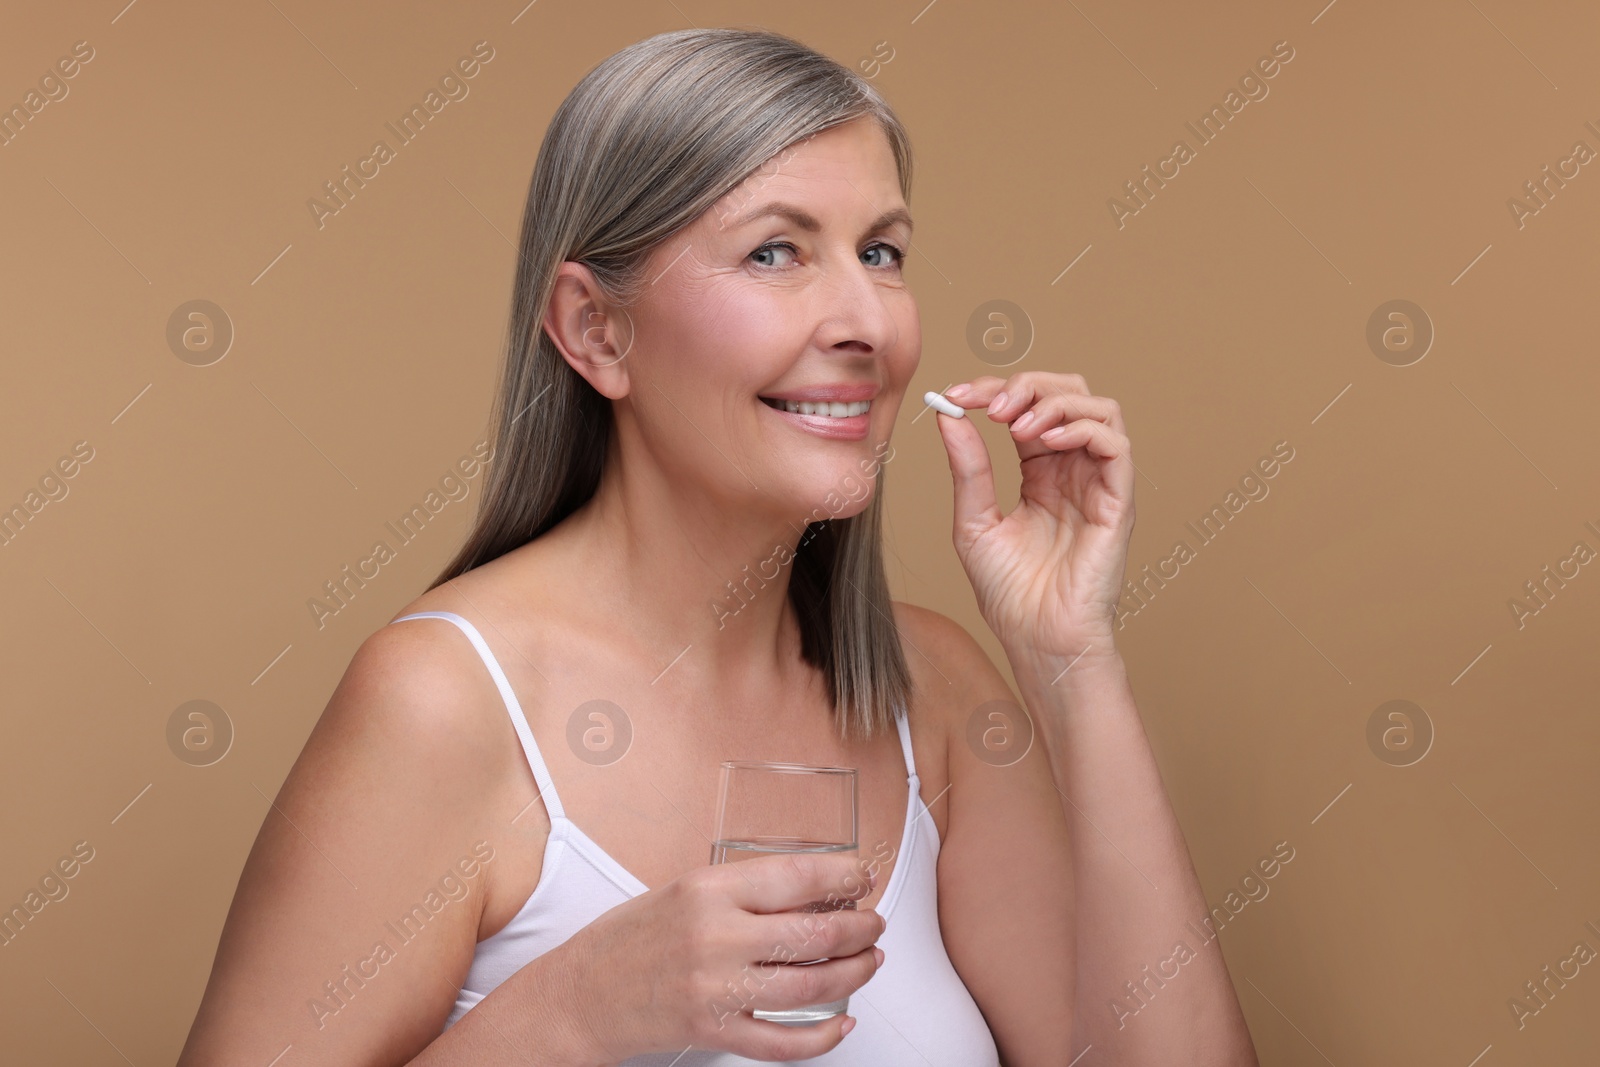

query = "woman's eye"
[750, 242, 798, 267]
[863, 242, 906, 268]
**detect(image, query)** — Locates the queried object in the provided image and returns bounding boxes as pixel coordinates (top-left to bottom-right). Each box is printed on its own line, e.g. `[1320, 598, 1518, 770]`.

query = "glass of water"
[710, 760, 860, 1026]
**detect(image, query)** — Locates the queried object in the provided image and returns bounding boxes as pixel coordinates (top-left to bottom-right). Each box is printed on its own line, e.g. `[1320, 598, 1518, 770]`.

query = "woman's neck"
[548, 457, 814, 695]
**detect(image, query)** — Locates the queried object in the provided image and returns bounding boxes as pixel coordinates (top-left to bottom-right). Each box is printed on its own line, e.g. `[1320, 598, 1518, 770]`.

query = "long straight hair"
[429, 28, 915, 743]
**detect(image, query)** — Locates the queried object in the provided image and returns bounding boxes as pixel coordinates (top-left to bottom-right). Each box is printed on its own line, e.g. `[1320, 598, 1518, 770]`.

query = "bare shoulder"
[887, 600, 1017, 719]
[292, 608, 519, 811]
[177, 615, 513, 1065]
[887, 598, 1058, 817]
[338, 611, 513, 764]
[888, 600, 994, 661]
[887, 601, 1021, 836]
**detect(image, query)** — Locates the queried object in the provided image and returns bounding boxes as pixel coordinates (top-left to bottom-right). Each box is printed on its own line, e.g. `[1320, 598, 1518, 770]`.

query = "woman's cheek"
[893, 298, 921, 355]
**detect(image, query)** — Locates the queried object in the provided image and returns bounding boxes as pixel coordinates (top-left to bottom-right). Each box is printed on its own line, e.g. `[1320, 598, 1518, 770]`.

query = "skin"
[177, 115, 1256, 1066]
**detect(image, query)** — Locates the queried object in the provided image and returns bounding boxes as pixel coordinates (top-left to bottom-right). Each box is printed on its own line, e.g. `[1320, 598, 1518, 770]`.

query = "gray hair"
[430, 27, 915, 743]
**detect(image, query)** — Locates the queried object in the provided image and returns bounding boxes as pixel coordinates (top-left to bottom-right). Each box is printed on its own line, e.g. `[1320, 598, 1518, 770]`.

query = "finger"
[932, 402, 1004, 544]
[1038, 419, 1131, 461]
[716, 1009, 859, 1061]
[1006, 392, 1124, 442]
[1035, 420, 1137, 512]
[722, 851, 876, 915]
[938, 375, 1008, 412]
[751, 902, 885, 965]
[946, 372, 1091, 421]
[737, 944, 882, 1017]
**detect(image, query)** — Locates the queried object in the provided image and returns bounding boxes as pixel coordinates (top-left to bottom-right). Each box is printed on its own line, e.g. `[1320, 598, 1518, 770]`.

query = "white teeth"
[772, 399, 870, 418]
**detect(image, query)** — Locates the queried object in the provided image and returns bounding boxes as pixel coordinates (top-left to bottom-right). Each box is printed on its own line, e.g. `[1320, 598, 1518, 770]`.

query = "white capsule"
[923, 390, 965, 418]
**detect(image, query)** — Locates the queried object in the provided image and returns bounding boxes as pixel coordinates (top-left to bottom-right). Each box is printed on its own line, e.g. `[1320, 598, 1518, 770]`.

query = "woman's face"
[618, 115, 920, 522]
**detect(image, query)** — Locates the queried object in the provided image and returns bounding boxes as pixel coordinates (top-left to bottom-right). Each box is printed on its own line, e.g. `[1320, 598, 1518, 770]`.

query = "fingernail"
[945, 383, 970, 398]
[1011, 411, 1034, 431]
[873, 947, 885, 966]
[988, 391, 1009, 413]
[841, 1016, 857, 1036]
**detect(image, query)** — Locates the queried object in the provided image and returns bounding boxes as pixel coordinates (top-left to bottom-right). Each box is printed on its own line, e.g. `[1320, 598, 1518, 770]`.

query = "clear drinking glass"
[710, 760, 860, 1025]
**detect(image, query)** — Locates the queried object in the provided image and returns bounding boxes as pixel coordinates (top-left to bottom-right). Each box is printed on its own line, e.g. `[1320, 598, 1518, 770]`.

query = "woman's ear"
[542, 262, 634, 399]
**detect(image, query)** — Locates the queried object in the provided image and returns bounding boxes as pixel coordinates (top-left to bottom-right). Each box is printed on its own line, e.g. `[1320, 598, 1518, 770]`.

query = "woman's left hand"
[929, 372, 1136, 662]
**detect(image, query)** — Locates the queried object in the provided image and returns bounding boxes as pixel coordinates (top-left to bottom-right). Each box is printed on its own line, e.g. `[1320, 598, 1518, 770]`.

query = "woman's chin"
[781, 473, 876, 525]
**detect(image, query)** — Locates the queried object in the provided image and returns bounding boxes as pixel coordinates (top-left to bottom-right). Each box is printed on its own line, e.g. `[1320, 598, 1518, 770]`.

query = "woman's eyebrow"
[733, 200, 913, 235]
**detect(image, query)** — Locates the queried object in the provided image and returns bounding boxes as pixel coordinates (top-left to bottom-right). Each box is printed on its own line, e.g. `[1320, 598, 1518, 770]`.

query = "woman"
[179, 27, 1257, 1067]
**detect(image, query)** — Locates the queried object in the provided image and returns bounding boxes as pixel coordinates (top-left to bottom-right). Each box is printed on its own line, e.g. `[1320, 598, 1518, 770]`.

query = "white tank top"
[391, 611, 1000, 1065]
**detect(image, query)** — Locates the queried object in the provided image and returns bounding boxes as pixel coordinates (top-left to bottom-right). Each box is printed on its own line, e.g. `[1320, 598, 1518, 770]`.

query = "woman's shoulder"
[889, 599, 980, 651]
[889, 599, 1005, 703]
[335, 602, 514, 767]
[361, 548, 578, 746]
[339, 566, 548, 768]
[374, 545, 548, 664]
[886, 600, 1011, 798]
[889, 600, 1023, 738]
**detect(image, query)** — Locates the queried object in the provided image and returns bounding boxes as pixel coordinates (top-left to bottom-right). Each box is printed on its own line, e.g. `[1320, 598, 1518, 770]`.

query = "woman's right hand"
[551, 850, 887, 1063]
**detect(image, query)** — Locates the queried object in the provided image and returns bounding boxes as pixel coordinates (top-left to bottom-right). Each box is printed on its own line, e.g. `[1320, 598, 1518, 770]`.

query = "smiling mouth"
[759, 397, 872, 418]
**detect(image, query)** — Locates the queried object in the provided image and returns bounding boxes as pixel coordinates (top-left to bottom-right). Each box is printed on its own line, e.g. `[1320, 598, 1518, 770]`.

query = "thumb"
[932, 409, 1002, 547]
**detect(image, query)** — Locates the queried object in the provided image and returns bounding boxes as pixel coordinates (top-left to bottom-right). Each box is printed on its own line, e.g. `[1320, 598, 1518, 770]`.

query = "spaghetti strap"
[389, 611, 566, 821]
[893, 698, 918, 780]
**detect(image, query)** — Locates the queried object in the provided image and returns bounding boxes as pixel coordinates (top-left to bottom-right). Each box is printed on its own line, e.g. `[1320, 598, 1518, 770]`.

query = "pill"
[923, 391, 965, 418]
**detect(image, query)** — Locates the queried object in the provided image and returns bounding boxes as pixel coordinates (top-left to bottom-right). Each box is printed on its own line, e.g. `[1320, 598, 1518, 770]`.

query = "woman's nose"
[817, 260, 901, 356]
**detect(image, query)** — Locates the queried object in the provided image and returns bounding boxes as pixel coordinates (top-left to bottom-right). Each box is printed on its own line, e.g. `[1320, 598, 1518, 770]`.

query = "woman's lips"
[758, 397, 871, 441]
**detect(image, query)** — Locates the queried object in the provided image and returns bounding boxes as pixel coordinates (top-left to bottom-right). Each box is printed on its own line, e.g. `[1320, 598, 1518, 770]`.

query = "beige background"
[3, 0, 1598, 1063]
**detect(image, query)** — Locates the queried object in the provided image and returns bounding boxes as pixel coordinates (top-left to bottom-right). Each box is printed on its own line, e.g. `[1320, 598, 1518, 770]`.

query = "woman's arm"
[923, 608, 1256, 1067]
[1006, 642, 1257, 1064]
[176, 623, 592, 1067]
[912, 605, 1076, 1067]
[926, 370, 1258, 1064]
[403, 947, 599, 1066]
